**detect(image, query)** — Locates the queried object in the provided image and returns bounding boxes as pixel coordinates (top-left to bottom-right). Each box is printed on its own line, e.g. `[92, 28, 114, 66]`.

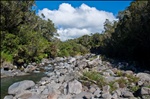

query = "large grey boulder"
[8, 80, 35, 95]
[73, 91, 93, 99]
[102, 85, 110, 93]
[141, 87, 150, 95]
[68, 57, 76, 63]
[76, 60, 87, 70]
[58, 94, 72, 99]
[102, 93, 112, 99]
[68, 79, 82, 94]
[4, 95, 13, 99]
[136, 73, 150, 86]
[28, 94, 41, 99]
[43, 87, 59, 99]
[122, 90, 134, 98]
[47, 92, 58, 99]
[136, 73, 150, 82]
[15, 90, 33, 99]
[87, 58, 100, 68]
[93, 88, 101, 98]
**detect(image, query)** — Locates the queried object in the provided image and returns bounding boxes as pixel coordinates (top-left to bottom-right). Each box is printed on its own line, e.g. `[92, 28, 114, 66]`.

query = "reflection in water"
[1, 73, 45, 99]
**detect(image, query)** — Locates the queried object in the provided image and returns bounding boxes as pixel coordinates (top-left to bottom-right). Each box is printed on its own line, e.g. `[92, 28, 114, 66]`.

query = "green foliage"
[57, 40, 89, 57]
[1, 0, 149, 71]
[115, 78, 127, 88]
[74, 0, 150, 70]
[1, 51, 13, 63]
[129, 86, 140, 93]
[81, 71, 106, 88]
[0, 1, 57, 65]
[102, 1, 150, 69]
[125, 74, 139, 84]
[108, 81, 118, 93]
[116, 70, 124, 77]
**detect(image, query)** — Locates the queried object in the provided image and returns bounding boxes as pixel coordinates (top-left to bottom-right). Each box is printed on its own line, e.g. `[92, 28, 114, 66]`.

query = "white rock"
[8, 80, 35, 95]
[68, 80, 82, 94]
[136, 73, 150, 81]
[141, 87, 150, 95]
[4, 95, 13, 99]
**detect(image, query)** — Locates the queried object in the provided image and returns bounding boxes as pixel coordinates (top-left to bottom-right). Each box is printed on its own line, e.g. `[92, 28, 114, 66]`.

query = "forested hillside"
[72, 0, 150, 69]
[1, 0, 150, 70]
[1, 1, 58, 65]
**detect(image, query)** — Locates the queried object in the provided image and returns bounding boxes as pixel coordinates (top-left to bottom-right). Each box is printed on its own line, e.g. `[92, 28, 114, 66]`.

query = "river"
[1, 73, 46, 99]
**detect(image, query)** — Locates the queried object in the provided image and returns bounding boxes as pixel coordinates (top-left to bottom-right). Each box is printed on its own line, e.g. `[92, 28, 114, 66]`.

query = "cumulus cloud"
[38, 3, 117, 41]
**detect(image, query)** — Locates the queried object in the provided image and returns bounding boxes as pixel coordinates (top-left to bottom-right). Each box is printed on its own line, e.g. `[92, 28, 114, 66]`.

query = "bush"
[81, 71, 106, 88]
[1, 51, 13, 63]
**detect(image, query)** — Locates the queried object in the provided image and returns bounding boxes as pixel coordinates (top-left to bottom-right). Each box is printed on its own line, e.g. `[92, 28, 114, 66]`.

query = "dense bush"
[57, 40, 89, 57]
[102, 1, 150, 69]
[0, 1, 57, 65]
[1, 0, 150, 70]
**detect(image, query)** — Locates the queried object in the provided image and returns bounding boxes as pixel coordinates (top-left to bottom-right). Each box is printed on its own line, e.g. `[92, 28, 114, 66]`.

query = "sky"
[35, 1, 133, 41]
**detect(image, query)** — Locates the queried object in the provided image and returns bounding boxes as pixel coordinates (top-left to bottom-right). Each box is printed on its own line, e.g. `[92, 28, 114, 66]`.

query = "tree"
[0, 1, 57, 65]
[103, 0, 150, 69]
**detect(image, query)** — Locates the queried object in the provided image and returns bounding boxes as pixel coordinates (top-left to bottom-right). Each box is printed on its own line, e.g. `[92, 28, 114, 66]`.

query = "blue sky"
[35, 1, 133, 16]
[35, 1, 133, 41]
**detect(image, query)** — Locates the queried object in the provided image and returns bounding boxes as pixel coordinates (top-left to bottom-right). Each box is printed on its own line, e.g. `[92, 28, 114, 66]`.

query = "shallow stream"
[1, 73, 46, 99]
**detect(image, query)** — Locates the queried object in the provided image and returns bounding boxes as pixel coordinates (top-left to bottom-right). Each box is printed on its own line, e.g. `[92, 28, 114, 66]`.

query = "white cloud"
[38, 3, 117, 41]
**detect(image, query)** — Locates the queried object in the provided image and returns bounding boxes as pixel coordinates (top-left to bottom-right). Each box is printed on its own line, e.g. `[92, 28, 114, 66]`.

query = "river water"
[1, 73, 46, 99]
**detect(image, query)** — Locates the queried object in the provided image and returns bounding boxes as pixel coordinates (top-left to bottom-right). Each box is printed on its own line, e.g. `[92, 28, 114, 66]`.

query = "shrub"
[81, 71, 106, 88]
[1, 51, 13, 63]
[129, 86, 140, 92]
[115, 78, 127, 88]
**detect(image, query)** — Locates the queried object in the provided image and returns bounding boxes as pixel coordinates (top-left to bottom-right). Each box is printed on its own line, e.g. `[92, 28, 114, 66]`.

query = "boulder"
[93, 88, 101, 98]
[28, 94, 41, 99]
[4, 95, 13, 99]
[136, 73, 150, 82]
[87, 58, 99, 68]
[76, 60, 87, 70]
[102, 93, 112, 99]
[68, 57, 76, 63]
[15, 90, 33, 99]
[68, 79, 82, 94]
[58, 94, 72, 99]
[8, 80, 35, 95]
[122, 90, 134, 98]
[136, 73, 150, 86]
[102, 85, 110, 93]
[47, 92, 57, 99]
[89, 86, 96, 93]
[141, 87, 150, 95]
[73, 91, 93, 99]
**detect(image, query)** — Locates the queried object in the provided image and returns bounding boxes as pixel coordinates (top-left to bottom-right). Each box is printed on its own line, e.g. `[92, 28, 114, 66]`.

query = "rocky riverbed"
[2, 54, 150, 99]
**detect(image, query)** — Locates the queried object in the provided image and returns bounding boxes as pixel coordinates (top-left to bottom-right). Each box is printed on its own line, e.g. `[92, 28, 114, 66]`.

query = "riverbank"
[3, 54, 150, 99]
[1, 73, 46, 99]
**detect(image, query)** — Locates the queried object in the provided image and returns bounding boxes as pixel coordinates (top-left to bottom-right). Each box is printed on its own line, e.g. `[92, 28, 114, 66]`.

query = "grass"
[80, 70, 140, 93]
[109, 81, 118, 93]
[89, 55, 97, 61]
[81, 71, 106, 88]
[129, 86, 140, 92]
[115, 77, 128, 88]
[125, 74, 139, 84]
[116, 70, 124, 77]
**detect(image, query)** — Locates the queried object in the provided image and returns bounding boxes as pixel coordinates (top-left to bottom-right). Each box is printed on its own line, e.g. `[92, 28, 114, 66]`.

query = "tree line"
[1, 0, 150, 69]
[73, 0, 150, 69]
